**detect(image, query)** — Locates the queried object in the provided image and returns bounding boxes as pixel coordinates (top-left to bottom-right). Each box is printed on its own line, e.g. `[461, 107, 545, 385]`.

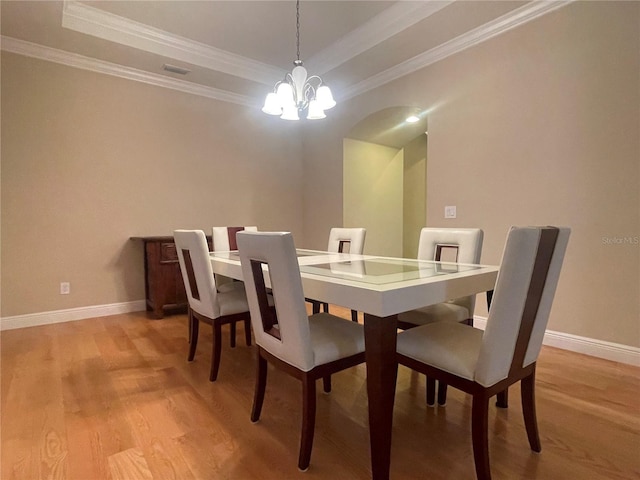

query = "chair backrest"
[212, 226, 258, 251]
[174, 230, 220, 319]
[474, 226, 570, 387]
[237, 231, 315, 372]
[327, 228, 366, 254]
[417, 228, 484, 313]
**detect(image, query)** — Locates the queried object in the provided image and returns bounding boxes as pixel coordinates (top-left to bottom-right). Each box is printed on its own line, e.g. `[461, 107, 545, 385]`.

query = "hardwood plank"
[141, 437, 196, 480]
[1, 309, 638, 480]
[108, 447, 153, 480]
[1, 327, 69, 480]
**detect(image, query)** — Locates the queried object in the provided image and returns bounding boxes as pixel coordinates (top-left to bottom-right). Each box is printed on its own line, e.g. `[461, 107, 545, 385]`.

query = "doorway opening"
[343, 107, 428, 258]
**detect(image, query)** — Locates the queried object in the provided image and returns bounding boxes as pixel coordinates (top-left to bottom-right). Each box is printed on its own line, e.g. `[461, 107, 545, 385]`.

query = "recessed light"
[406, 115, 420, 123]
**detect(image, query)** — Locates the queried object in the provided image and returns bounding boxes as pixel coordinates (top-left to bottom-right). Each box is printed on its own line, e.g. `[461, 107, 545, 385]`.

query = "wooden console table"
[131, 235, 212, 318]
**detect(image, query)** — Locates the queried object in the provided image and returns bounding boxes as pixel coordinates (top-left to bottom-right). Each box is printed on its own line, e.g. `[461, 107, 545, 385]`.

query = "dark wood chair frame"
[396, 227, 559, 480]
[182, 248, 252, 382]
[249, 258, 365, 471]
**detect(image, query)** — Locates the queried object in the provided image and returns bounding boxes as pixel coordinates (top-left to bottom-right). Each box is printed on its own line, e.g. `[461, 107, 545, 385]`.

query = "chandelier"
[261, 0, 336, 120]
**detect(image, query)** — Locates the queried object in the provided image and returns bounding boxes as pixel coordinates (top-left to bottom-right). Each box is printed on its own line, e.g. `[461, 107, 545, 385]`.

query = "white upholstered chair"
[212, 226, 258, 292]
[212, 225, 258, 251]
[396, 226, 570, 480]
[174, 229, 252, 381]
[309, 227, 366, 322]
[398, 227, 484, 328]
[237, 231, 365, 472]
[327, 227, 366, 254]
[397, 227, 483, 406]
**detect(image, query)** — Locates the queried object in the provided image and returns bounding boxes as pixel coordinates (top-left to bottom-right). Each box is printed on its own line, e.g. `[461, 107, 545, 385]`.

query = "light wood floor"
[1, 308, 639, 480]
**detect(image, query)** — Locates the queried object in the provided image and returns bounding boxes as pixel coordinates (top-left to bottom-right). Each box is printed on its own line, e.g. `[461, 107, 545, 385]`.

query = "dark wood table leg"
[363, 313, 398, 480]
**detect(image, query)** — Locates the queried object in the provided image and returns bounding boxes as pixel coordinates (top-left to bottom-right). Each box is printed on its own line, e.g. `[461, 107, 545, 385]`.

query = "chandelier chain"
[296, 0, 300, 61]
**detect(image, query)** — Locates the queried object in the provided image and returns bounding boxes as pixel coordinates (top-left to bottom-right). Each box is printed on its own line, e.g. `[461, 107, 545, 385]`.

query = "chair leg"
[244, 317, 252, 346]
[496, 388, 509, 408]
[437, 382, 448, 406]
[312, 301, 321, 314]
[230, 321, 237, 348]
[188, 308, 193, 343]
[322, 302, 329, 313]
[471, 394, 492, 480]
[521, 371, 541, 452]
[322, 376, 332, 393]
[188, 317, 199, 361]
[251, 353, 268, 423]
[209, 324, 222, 382]
[426, 376, 436, 406]
[299, 375, 317, 472]
[351, 309, 358, 322]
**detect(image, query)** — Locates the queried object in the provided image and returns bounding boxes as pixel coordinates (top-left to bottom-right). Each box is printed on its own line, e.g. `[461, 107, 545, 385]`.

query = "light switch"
[444, 206, 457, 219]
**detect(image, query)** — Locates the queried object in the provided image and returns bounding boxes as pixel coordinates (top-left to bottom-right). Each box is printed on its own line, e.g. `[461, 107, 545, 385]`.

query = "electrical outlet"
[444, 206, 457, 219]
[60, 282, 70, 295]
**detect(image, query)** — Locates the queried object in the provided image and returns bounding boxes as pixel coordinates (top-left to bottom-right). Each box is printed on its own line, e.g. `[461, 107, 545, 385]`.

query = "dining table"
[210, 248, 499, 480]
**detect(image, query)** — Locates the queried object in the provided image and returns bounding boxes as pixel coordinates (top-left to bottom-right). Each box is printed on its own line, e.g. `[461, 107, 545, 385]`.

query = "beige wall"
[403, 134, 427, 258]
[2, 2, 638, 350]
[1, 53, 304, 317]
[302, 2, 639, 347]
[343, 138, 403, 256]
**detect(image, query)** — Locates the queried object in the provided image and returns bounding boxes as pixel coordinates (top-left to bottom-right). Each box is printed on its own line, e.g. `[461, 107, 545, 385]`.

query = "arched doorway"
[343, 107, 428, 257]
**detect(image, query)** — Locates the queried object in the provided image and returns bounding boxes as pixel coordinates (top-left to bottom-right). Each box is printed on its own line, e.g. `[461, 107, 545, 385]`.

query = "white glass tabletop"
[210, 248, 332, 261]
[211, 249, 486, 286]
[299, 257, 481, 285]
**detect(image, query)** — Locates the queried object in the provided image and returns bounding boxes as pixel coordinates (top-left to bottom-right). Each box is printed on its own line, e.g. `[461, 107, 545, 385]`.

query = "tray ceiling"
[1, 1, 571, 108]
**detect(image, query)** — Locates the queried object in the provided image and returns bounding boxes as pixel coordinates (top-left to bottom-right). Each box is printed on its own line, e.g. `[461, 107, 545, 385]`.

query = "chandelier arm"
[305, 75, 323, 87]
[303, 83, 315, 102]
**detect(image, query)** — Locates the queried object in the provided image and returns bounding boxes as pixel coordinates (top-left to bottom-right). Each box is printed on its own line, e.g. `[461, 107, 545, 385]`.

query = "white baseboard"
[1, 306, 637, 367]
[473, 316, 640, 367]
[0, 300, 147, 331]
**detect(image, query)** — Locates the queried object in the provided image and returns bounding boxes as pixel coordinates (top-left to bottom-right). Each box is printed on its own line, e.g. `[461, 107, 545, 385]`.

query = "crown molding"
[61, 0, 285, 86]
[3, 1, 573, 108]
[1, 36, 256, 108]
[306, 0, 454, 75]
[342, 0, 574, 100]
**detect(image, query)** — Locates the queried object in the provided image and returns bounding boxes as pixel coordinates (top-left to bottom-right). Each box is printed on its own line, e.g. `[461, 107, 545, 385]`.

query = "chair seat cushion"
[217, 279, 244, 293]
[309, 313, 365, 367]
[217, 285, 250, 316]
[397, 302, 470, 326]
[397, 322, 483, 381]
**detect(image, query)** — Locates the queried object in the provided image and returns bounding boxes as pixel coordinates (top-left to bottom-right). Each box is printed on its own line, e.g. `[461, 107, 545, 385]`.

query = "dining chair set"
[173, 224, 570, 480]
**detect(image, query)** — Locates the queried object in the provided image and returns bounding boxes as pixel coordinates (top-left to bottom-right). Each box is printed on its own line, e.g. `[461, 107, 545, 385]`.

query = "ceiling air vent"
[162, 64, 190, 75]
